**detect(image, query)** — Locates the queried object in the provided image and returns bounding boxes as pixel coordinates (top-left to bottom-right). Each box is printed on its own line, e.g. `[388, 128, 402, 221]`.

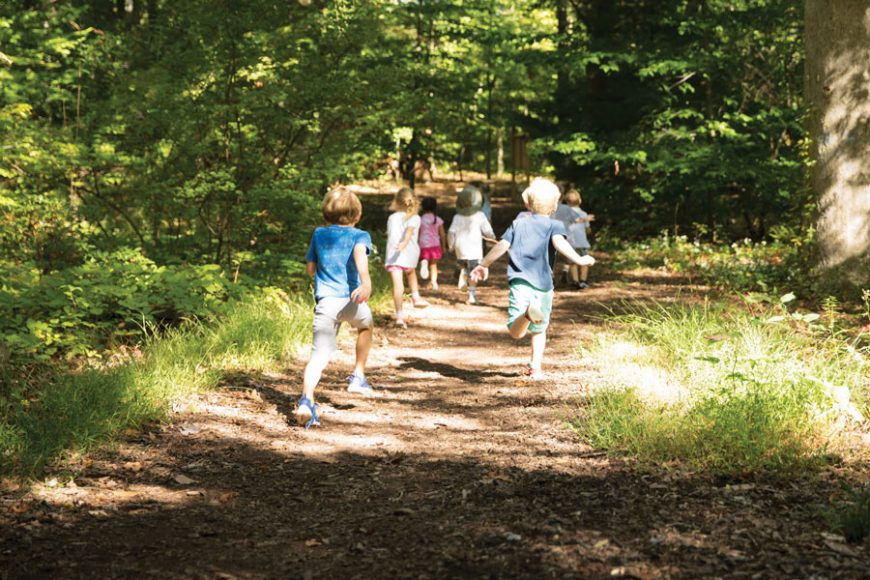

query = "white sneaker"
[420, 260, 429, 280]
[467, 291, 477, 305]
[458, 269, 467, 290]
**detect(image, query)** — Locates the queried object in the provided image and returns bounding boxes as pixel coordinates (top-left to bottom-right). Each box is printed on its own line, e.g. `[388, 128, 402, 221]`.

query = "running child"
[386, 187, 429, 328]
[470, 178, 595, 380]
[552, 188, 595, 288]
[296, 186, 377, 429]
[447, 185, 495, 304]
[417, 196, 447, 290]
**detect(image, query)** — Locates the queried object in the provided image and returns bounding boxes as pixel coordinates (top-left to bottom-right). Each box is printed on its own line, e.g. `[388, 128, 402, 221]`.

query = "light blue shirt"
[500, 214, 567, 291]
[305, 225, 371, 301]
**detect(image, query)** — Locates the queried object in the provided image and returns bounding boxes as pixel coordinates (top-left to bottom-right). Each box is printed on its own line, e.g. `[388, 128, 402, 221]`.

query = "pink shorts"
[386, 265, 414, 273]
[419, 246, 443, 261]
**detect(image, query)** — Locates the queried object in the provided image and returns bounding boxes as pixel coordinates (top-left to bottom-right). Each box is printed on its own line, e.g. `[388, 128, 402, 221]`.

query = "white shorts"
[311, 297, 373, 359]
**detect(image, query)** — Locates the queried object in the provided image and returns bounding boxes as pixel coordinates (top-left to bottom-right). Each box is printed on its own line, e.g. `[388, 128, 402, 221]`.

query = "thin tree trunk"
[496, 127, 504, 176]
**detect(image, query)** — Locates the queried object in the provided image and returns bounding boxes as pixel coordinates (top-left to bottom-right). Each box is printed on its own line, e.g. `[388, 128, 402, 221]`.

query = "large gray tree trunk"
[805, 1, 870, 282]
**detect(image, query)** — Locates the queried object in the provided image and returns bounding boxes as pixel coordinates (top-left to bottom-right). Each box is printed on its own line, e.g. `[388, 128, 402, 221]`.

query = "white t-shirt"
[447, 211, 495, 260]
[385, 212, 421, 268]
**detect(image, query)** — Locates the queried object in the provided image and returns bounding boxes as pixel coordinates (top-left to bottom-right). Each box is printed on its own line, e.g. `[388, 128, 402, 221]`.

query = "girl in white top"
[385, 187, 429, 327]
[447, 185, 495, 304]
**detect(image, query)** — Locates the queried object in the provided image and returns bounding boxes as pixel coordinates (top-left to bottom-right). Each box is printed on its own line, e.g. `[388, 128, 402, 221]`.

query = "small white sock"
[411, 292, 421, 300]
[396, 310, 406, 319]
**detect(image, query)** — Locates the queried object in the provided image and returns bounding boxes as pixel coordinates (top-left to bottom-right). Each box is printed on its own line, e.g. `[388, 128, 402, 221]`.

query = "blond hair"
[562, 189, 581, 207]
[389, 187, 419, 216]
[521, 178, 561, 215]
[321, 186, 362, 225]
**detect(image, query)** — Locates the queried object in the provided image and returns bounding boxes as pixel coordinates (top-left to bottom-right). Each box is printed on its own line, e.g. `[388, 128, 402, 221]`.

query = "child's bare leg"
[430, 262, 439, 286]
[407, 269, 420, 295]
[390, 269, 405, 315]
[509, 315, 531, 339]
[302, 353, 330, 401]
[567, 264, 578, 283]
[408, 269, 429, 306]
[530, 331, 546, 370]
[353, 327, 372, 377]
[580, 265, 589, 282]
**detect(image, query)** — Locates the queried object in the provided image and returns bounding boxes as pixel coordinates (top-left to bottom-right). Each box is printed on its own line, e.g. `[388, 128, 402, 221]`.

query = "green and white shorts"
[506, 279, 553, 334]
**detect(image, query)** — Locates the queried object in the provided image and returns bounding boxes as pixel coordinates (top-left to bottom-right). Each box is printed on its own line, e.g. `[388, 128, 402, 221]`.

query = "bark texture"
[805, 1, 870, 280]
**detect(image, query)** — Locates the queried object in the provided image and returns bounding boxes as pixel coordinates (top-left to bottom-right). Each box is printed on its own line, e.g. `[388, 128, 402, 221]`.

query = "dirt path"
[2, 267, 868, 579]
[2, 180, 868, 578]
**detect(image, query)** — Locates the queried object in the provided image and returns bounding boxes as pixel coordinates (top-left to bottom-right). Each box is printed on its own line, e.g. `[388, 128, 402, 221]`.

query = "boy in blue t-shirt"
[296, 186, 375, 428]
[471, 178, 596, 381]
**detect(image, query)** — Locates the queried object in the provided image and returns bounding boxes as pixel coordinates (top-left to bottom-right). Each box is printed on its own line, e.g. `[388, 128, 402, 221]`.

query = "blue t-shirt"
[500, 214, 567, 291]
[305, 225, 371, 301]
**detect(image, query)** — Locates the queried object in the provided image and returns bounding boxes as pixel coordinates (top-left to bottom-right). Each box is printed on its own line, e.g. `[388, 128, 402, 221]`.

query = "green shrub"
[573, 299, 867, 475]
[0, 249, 243, 363]
[602, 230, 812, 296]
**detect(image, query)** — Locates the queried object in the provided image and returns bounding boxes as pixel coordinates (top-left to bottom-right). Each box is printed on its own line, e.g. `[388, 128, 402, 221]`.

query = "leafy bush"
[573, 299, 867, 475]
[602, 229, 813, 296]
[0, 249, 242, 363]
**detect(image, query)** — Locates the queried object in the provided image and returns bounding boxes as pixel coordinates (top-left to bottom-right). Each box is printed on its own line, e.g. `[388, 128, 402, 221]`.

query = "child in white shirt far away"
[552, 188, 595, 288]
[385, 187, 429, 328]
[447, 185, 495, 304]
[471, 178, 595, 380]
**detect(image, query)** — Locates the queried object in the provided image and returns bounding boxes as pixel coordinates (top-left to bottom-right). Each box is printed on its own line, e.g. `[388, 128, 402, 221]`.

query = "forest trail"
[2, 183, 867, 578]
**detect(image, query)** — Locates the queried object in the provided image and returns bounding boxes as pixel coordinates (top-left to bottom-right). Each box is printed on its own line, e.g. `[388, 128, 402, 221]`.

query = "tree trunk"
[805, 0, 870, 281]
[496, 127, 504, 175]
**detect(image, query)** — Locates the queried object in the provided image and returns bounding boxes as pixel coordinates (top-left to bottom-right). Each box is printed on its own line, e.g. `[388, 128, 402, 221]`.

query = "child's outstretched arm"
[306, 261, 316, 276]
[552, 235, 595, 267]
[350, 243, 372, 304]
[470, 239, 510, 282]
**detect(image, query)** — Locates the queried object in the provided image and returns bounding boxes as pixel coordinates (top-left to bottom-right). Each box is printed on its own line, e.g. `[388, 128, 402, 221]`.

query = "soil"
[1, 180, 868, 579]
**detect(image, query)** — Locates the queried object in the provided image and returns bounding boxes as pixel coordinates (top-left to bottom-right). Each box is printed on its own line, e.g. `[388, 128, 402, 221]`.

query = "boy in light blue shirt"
[471, 178, 595, 380]
[297, 186, 376, 428]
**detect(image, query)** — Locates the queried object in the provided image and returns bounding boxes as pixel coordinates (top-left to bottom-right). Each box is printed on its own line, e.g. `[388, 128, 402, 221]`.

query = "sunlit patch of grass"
[573, 298, 868, 475]
[0, 289, 313, 476]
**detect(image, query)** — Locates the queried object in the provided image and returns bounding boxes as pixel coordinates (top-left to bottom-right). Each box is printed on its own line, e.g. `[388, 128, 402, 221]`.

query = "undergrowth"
[0, 289, 316, 476]
[573, 296, 868, 475]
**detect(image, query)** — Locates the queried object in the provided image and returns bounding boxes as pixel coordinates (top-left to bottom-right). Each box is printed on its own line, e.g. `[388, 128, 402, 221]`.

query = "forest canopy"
[0, 0, 842, 367]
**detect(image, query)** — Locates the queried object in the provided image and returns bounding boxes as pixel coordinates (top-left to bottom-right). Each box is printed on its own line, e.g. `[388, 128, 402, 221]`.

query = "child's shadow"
[397, 356, 516, 383]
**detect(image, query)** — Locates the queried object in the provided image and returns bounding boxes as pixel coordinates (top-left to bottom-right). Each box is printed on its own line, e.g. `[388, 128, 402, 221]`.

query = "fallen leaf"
[304, 539, 322, 547]
[173, 474, 196, 485]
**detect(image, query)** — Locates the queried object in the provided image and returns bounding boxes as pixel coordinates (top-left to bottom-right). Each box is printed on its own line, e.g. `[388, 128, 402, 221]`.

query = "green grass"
[573, 298, 868, 475]
[829, 486, 870, 543]
[0, 289, 314, 476]
[0, 258, 396, 478]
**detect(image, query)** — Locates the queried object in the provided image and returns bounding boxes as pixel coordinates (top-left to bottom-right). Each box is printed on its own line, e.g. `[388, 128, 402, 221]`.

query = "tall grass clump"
[0, 289, 313, 476]
[574, 297, 867, 475]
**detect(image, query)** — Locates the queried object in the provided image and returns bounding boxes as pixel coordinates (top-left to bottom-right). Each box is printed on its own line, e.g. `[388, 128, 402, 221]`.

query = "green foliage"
[0, 250, 239, 363]
[829, 487, 870, 544]
[573, 299, 867, 475]
[603, 229, 815, 295]
[0, 289, 312, 475]
[536, 0, 809, 241]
